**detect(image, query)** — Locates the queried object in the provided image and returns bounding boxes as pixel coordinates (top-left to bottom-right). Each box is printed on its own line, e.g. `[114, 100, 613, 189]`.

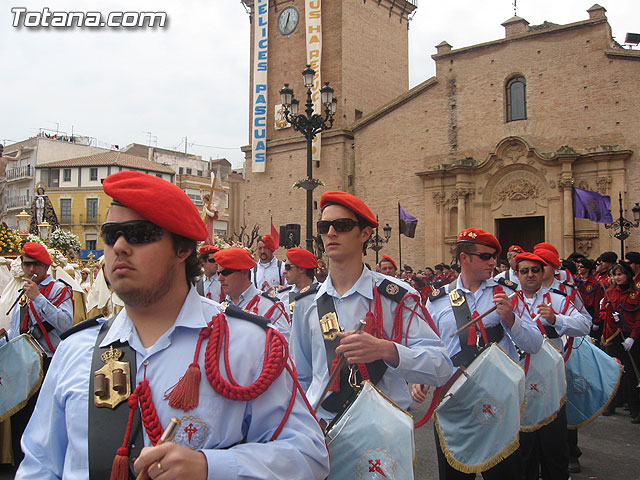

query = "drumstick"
[450, 291, 517, 338]
[135, 417, 180, 480]
[313, 319, 367, 413]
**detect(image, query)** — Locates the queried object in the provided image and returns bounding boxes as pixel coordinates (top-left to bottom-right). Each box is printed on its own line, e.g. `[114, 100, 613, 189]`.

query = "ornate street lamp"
[604, 192, 640, 258]
[280, 65, 337, 252]
[369, 215, 393, 264]
[16, 210, 32, 241]
[38, 220, 52, 242]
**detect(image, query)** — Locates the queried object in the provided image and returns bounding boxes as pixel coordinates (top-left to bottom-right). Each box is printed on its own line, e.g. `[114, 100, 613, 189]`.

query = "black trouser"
[605, 337, 640, 415]
[567, 428, 581, 459]
[434, 425, 523, 480]
[10, 355, 51, 467]
[519, 405, 569, 480]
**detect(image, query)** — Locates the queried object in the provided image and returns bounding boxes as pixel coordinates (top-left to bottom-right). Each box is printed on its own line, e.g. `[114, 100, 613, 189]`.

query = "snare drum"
[0, 334, 44, 422]
[326, 381, 415, 480]
[520, 339, 567, 432]
[434, 344, 525, 473]
[565, 335, 622, 429]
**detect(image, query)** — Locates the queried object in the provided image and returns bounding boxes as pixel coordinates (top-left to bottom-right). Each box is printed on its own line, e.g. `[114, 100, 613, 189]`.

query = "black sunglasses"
[22, 260, 44, 268]
[206, 258, 217, 264]
[466, 252, 497, 261]
[317, 218, 361, 235]
[218, 268, 238, 277]
[519, 266, 542, 275]
[101, 221, 164, 246]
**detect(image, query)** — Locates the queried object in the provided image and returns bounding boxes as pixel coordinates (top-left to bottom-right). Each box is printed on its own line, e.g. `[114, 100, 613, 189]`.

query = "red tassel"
[328, 357, 341, 392]
[167, 362, 201, 411]
[110, 447, 130, 480]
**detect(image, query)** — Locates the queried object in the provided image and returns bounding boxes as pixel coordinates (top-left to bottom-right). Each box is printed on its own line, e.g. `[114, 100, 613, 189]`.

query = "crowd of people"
[0, 170, 636, 480]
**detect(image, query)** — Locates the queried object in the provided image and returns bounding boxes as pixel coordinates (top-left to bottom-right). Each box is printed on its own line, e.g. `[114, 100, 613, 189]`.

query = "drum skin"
[0, 334, 43, 422]
[434, 344, 525, 473]
[326, 381, 415, 480]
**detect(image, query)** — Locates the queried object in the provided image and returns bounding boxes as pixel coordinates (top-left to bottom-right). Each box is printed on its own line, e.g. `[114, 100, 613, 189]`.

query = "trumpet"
[6, 274, 37, 315]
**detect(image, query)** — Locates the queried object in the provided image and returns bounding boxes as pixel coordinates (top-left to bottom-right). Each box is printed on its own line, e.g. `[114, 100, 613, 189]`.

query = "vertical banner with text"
[306, 0, 322, 162]
[251, 0, 269, 172]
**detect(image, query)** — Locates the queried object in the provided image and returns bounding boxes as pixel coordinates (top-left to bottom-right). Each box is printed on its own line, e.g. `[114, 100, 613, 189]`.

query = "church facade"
[241, 1, 640, 267]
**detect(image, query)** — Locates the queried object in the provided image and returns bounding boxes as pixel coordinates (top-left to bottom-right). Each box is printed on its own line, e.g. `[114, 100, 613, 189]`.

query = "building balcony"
[6, 165, 33, 182]
[5, 195, 31, 210]
[59, 215, 75, 226]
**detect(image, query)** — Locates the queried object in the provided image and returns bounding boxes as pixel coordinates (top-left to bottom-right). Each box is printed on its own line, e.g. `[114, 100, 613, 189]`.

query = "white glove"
[623, 337, 635, 351]
[613, 312, 622, 324]
[591, 324, 600, 331]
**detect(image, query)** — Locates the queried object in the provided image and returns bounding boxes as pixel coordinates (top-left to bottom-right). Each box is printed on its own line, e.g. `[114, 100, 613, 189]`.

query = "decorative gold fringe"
[434, 414, 520, 474]
[601, 330, 621, 347]
[0, 341, 44, 424]
[520, 393, 567, 432]
[568, 360, 624, 430]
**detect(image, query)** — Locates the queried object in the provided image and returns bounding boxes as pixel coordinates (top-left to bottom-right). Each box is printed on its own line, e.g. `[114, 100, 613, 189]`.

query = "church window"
[506, 76, 527, 122]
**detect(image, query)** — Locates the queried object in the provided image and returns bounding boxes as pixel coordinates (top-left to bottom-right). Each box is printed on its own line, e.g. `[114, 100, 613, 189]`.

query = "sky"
[1, 1, 637, 169]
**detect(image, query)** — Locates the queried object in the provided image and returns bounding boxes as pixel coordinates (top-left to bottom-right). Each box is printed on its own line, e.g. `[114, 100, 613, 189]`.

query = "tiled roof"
[35, 151, 176, 174]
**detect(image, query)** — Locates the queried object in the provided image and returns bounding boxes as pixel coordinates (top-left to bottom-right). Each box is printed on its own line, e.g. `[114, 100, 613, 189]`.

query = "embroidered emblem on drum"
[174, 416, 209, 450]
[473, 396, 502, 424]
[357, 448, 395, 479]
[385, 283, 399, 296]
[526, 378, 546, 398]
[567, 375, 589, 395]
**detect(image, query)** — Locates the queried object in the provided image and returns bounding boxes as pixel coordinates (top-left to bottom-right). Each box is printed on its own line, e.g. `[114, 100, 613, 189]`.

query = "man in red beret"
[16, 172, 329, 479]
[292, 190, 453, 435]
[279, 248, 320, 328]
[495, 244, 524, 286]
[420, 228, 544, 480]
[514, 251, 591, 479]
[195, 245, 224, 302]
[7, 242, 74, 466]
[252, 234, 287, 292]
[379, 254, 398, 277]
[215, 247, 290, 340]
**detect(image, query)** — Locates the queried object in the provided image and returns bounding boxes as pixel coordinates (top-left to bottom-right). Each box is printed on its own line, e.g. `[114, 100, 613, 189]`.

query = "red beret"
[508, 245, 524, 254]
[380, 255, 398, 270]
[515, 252, 547, 266]
[533, 247, 561, 268]
[199, 245, 219, 255]
[286, 248, 319, 269]
[320, 191, 378, 228]
[103, 171, 208, 241]
[457, 228, 502, 255]
[259, 234, 277, 252]
[22, 242, 52, 266]
[213, 248, 256, 270]
[534, 242, 559, 257]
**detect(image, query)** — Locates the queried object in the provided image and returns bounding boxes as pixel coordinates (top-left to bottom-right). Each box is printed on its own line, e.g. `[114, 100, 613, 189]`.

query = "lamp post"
[38, 220, 52, 242]
[369, 215, 392, 264]
[280, 65, 337, 252]
[604, 192, 640, 258]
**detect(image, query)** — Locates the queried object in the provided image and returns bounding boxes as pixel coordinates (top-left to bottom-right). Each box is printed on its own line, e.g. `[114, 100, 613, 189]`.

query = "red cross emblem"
[482, 404, 494, 417]
[368, 459, 387, 477]
[184, 423, 198, 443]
[530, 383, 539, 392]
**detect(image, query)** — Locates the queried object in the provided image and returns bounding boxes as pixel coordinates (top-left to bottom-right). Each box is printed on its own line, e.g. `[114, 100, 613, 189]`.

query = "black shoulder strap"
[294, 283, 320, 301]
[260, 291, 278, 303]
[89, 318, 143, 480]
[60, 315, 103, 340]
[195, 278, 204, 296]
[496, 277, 518, 292]
[316, 292, 387, 414]
[224, 304, 271, 330]
[278, 259, 283, 285]
[428, 287, 447, 302]
[551, 288, 568, 297]
[252, 265, 258, 287]
[377, 279, 408, 304]
[505, 269, 510, 281]
[447, 283, 480, 367]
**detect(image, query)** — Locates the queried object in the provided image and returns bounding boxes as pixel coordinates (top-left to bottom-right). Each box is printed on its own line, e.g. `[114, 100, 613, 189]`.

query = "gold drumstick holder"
[94, 346, 131, 409]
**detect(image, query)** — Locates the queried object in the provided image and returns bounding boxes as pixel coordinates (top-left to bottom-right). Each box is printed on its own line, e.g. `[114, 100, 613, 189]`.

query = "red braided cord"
[117, 392, 140, 455]
[136, 380, 163, 445]
[204, 313, 287, 401]
[245, 295, 260, 314]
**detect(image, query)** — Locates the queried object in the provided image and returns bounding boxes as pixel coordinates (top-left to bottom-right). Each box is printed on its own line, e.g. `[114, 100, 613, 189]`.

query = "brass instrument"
[6, 274, 37, 315]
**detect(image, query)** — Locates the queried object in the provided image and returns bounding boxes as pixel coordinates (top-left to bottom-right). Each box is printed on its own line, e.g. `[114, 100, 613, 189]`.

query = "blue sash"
[565, 336, 622, 428]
